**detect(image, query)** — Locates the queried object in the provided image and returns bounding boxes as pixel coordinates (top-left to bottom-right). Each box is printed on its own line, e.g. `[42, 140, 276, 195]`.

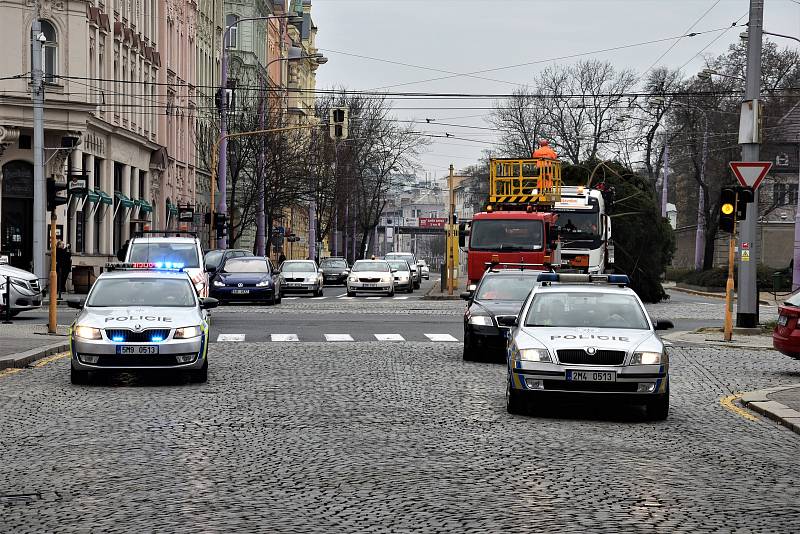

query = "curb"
[422, 280, 464, 301]
[668, 285, 774, 306]
[740, 383, 800, 435]
[0, 341, 70, 370]
[662, 330, 774, 350]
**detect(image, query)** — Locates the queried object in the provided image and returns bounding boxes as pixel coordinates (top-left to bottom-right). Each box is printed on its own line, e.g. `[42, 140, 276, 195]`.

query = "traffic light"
[329, 107, 348, 140]
[719, 187, 737, 233]
[46, 177, 68, 212]
[736, 186, 754, 221]
[215, 213, 227, 239]
[451, 213, 458, 225]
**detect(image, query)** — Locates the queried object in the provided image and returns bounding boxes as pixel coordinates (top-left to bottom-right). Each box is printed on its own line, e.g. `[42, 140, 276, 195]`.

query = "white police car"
[503, 273, 673, 420]
[68, 262, 217, 384]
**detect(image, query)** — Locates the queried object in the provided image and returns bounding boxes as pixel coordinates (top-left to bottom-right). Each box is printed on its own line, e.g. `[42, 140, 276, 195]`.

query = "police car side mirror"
[200, 297, 219, 310]
[497, 316, 518, 327]
[66, 297, 85, 309]
[654, 319, 674, 331]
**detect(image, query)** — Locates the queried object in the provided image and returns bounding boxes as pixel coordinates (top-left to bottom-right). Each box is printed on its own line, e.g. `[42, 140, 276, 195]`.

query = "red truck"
[461, 158, 562, 286]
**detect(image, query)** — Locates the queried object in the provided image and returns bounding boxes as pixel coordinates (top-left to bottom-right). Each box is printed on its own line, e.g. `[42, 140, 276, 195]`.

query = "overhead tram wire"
[677, 12, 750, 72]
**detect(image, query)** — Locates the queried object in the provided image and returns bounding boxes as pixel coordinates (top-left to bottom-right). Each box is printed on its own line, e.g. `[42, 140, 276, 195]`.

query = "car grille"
[105, 329, 172, 342]
[284, 277, 305, 282]
[359, 277, 381, 283]
[29, 279, 41, 293]
[557, 349, 626, 365]
[86, 354, 198, 367]
[543, 380, 638, 393]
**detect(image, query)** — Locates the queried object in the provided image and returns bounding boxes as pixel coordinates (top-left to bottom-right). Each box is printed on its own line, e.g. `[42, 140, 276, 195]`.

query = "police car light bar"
[536, 273, 630, 286]
[105, 262, 186, 271]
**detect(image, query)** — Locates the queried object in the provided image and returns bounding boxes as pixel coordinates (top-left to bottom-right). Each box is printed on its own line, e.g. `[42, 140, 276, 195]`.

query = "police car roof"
[130, 236, 197, 243]
[98, 269, 192, 280]
[534, 283, 634, 295]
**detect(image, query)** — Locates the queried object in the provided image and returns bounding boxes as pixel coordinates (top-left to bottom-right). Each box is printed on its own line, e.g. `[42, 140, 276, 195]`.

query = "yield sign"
[729, 161, 772, 189]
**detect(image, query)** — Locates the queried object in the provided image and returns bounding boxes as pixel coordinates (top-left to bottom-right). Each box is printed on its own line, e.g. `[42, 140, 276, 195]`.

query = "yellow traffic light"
[721, 203, 734, 215]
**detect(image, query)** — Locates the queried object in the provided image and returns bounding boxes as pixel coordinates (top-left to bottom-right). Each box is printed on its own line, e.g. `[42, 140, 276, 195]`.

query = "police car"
[68, 263, 217, 384]
[503, 273, 674, 420]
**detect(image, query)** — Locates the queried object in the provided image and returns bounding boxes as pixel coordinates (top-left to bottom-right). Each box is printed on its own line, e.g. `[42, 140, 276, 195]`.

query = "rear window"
[128, 242, 200, 268]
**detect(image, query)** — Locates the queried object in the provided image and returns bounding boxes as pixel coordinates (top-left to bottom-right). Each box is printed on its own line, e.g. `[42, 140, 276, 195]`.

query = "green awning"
[169, 204, 179, 216]
[95, 188, 113, 205]
[133, 199, 142, 207]
[139, 200, 153, 213]
[86, 191, 100, 203]
[114, 191, 134, 208]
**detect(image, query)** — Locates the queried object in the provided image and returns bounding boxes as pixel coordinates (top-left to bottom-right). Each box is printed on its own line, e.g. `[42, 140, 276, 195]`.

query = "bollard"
[440, 263, 447, 294]
[2, 276, 11, 324]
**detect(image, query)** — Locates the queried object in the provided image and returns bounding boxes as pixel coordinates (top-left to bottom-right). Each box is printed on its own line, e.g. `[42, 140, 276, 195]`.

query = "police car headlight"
[175, 326, 202, 339]
[515, 348, 551, 362]
[74, 325, 102, 340]
[468, 315, 493, 326]
[631, 351, 663, 365]
[213, 280, 225, 287]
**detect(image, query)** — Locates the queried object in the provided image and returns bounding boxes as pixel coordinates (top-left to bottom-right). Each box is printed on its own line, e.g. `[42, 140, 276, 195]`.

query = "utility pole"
[308, 199, 316, 261]
[694, 113, 709, 270]
[661, 143, 669, 217]
[32, 11, 46, 281]
[794, 153, 800, 290]
[447, 164, 455, 295]
[737, 0, 764, 328]
[256, 74, 266, 256]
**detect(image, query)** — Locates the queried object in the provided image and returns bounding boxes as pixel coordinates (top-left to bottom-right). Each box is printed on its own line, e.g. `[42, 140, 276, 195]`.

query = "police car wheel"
[70, 367, 91, 385]
[188, 360, 208, 383]
[645, 391, 669, 421]
[505, 379, 526, 415]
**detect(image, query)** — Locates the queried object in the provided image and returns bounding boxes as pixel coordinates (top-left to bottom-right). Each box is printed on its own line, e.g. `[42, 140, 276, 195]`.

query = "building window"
[225, 15, 238, 49]
[774, 183, 799, 206]
[37, 20, 58, 83]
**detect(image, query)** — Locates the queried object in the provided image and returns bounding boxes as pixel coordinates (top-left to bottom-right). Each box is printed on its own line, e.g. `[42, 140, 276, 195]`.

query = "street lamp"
[217, 13, 302, 250]
[697, 68, 746, 83]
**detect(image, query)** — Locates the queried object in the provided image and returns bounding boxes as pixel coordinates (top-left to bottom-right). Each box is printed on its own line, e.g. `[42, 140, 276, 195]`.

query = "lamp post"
[218, 13, 301, 250]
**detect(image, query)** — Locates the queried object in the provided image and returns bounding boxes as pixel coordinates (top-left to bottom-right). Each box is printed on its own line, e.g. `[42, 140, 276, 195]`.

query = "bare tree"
[488, 87, 547, 157]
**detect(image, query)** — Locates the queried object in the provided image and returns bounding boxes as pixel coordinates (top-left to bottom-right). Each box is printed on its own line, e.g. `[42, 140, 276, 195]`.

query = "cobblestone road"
[2, 332, 799, 532]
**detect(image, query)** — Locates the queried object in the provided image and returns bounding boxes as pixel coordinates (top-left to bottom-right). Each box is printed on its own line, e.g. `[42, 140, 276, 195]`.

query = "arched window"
[225, 15, 238, 49]
[39, 20, 58, 83]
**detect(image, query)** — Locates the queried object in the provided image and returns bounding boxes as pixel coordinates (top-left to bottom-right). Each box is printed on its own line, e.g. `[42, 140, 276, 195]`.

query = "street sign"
[419, 217, 446, 229]
[741, 249, 751, 262]
[729, 161, 772, 189]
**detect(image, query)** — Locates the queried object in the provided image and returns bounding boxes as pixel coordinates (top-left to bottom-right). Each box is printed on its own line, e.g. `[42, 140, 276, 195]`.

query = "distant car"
[461, 269, 544, 361]
[204, 248, 252, 275]
[210, 257, 282, 305]
[347, 260, 395, 297]
[385, 252, 420, 289]
[505, 273, 674, 420]
[0, 261, 42, 317]
[68, 263, 217, 384]
[280, 260, 323, 296]
[419, 259, 430, 280]
[319, 257, 350, 286]
[774, 290, 800, 359]
[386, 260, 414, 293]
[125, 233, 208, 296]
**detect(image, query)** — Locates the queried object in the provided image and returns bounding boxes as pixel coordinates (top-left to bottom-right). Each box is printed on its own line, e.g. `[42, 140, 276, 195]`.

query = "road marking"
[217, 334, 246, 342]
[375, 334, 405, 341]
[324, 334, 354, 342]
[393, 296, 409, 300]
[311, 297, 327, 300]
[0, 368, 24, 379]
[338, 296, 354, 300]
[366, 296, 382, 300]
[425, 334, 459, 342]
[31, 352, 70, 367]
[271, 334, 299, 342]
[720, 394, 759, 422]
[283, 297, 298, 300]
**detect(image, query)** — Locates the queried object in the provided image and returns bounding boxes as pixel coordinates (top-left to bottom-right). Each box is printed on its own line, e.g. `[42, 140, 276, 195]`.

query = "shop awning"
[139, 200, 153, 213]
[86, 191, 100, 203]
[167, 202, 179, 216]
[95, 188, 113, 206]
[115, 192, 134, 208]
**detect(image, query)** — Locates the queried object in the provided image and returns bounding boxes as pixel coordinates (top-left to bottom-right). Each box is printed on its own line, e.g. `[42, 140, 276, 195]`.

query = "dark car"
[319, 257, 350, 286]
[204, 248, 252, 275]
[461, 269, 544, 361]
[210, 257, 282, 305]
[774, 290, 800, 359]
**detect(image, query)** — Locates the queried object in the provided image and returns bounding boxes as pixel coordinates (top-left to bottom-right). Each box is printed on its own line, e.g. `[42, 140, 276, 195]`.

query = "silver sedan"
[347, 260, 395, 297]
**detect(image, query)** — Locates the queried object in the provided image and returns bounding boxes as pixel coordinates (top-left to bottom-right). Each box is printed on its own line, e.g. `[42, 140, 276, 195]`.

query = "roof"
[130, 236, 199, 243]
[535, 284, 634, 295]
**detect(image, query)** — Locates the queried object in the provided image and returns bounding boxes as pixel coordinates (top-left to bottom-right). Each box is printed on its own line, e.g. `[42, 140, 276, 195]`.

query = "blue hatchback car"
[210, 257, 282, 305]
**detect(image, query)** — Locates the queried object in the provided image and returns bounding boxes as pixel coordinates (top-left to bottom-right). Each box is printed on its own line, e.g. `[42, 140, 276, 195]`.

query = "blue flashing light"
[112, 336, 125, 342]
[154, 262, 163, 269]
[607, 274, 630, 285]
[151, 336, 164, 342]
[537, 273, 559, 282]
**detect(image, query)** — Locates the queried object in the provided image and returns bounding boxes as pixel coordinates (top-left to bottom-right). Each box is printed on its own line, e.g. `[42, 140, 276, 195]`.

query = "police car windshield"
[281, 262, 316, 272]
[476, 275, 538, 301]
[525, 292, 649, 329]
[128, 243, 200, 268]
[87, 278, 196, 307]
[352, 261, 390, 272]
[222, 259, 269, 273]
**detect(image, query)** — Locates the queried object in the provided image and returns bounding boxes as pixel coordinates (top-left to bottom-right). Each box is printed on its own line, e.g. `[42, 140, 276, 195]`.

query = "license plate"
[116, 345, 159, 355]
[363, 283, 377, 287]
[778, 315, 789, 326]
[232, 289, 250, 295]
[567, 370, 616, 382]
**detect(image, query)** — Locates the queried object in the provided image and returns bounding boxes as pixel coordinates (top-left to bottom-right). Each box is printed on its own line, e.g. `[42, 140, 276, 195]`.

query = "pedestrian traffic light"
[719, 187, 737, 233]
[735, 186, 754, 221]
[329, 107, 348, 140]
[46, 177, 68, 212]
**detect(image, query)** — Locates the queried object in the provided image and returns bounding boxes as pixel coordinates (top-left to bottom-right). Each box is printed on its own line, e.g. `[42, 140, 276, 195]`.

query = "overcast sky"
[312, 0, 800, 179]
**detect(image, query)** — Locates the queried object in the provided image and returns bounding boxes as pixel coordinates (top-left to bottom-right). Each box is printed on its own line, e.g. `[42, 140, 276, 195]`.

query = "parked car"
[774, 290, 800, 359]
[280, 260, 324, 296]
[0, 259, 42, 317]
[347, 260, 395, 297]
[319, 257, 350, 286]
[210, 256, 282, 305]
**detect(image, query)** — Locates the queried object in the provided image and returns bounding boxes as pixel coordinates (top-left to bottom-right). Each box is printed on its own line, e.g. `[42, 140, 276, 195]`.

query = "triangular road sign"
[729, 161, 772, 189]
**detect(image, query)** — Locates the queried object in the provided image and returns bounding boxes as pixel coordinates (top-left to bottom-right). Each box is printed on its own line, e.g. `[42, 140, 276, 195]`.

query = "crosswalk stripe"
[217, 334, 246, 342]
[374, 334, 405, 341]
[424, 333, 459, 342]
[324, 333, 354, 342]
[283, 297, 298, 300]
[271, 334, 299, 342]
[366, 296, 382, 300]
[393, 296, 409, 300]
[338, 296, 354, 300]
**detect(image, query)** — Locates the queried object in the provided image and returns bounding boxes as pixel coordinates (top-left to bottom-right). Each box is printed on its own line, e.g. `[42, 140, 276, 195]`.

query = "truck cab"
[553, 186, 613, 274]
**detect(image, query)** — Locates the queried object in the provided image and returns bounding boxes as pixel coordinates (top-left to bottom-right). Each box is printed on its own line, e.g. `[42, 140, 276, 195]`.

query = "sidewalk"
[423, 276, 468, 301]
[666, 281, 786, 307]
[0, 322, 70, 370]
[741, 384, 800, 435]
[662, 327, 774, 349]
